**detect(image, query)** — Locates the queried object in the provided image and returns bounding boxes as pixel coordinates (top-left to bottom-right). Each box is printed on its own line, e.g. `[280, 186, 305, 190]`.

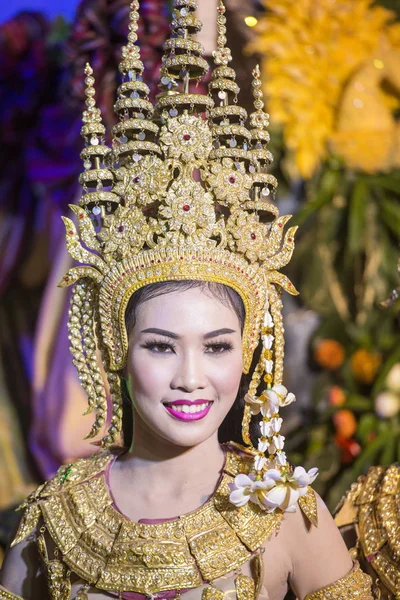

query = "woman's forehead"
[134, 288, 241, 330]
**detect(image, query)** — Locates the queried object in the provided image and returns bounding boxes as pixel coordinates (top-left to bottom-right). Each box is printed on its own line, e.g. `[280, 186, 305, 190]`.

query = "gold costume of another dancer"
[335, 464, 400, 599]
[0, 0, 375, 598]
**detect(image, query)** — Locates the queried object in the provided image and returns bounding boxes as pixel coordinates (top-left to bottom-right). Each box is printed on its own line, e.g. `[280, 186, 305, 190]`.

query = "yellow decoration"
[350, 348, 382, 385]
[249, 0, 400, 177]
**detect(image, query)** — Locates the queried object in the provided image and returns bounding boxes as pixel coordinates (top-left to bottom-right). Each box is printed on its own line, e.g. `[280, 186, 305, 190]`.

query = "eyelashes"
[141, 339, 234, 354]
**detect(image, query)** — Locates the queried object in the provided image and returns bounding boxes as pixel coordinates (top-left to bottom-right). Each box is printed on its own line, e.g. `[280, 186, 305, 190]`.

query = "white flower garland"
[229, 303, 318, 513]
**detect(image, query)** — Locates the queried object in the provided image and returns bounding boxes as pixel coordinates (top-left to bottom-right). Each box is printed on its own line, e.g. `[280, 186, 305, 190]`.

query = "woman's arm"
[279, 493, 372, 599]
[0, 525, 48, 600]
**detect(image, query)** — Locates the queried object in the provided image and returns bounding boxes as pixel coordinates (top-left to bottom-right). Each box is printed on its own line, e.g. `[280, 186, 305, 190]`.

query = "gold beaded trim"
[114, 97, 154, 115]
[212, 66, 236, 80]
[210, 106, 247, 121]
[80, 146, 111, 160]
[117, 81, 150, 96]
[157, 94, 214, 109]
[81, 123, 106, 136]
[213, 125, 251, 140]
[209, 78, 240, 95]
[79, 169, 113, 185]
[113, 140, 161, 158]
[164, 37, 204, 55]
[304, 562, 372, 599]
[112, 119, 159, 137]
[78, 191, 119, 207]
[0, 588, 24, 600]
[250, 148, 274, 164]
[163, 55, 209, 74]
[170, 16, 202, 32]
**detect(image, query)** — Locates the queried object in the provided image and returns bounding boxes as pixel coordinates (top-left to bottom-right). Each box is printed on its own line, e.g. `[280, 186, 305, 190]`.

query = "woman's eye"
[205, 342, 233, 354]
[143, 342, 174, 353]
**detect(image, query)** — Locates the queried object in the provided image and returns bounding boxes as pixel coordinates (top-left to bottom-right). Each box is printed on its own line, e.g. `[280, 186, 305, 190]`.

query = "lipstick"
[163, 400, 212, 422]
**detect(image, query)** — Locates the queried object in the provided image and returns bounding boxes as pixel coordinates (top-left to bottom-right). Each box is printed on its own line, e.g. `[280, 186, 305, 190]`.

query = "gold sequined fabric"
[334, 463, 400, 597]
[0, 588, 24, 600]
[13, 447, 315, 597]
[304, 561, 373, 599]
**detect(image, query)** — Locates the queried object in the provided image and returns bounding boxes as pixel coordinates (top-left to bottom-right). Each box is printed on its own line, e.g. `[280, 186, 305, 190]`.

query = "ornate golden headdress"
[59, 0, 299, 469]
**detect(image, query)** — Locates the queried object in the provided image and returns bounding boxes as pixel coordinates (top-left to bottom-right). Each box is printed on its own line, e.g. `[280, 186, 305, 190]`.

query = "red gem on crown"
[183, 134, 191, 141]
[183, 204, 190, 212]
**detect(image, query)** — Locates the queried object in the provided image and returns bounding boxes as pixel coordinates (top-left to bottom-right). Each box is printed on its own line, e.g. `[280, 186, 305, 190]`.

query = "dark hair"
[121, 280, 261, 447]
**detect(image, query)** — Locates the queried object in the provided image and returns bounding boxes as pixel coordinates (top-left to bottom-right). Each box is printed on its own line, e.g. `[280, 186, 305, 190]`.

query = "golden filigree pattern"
[298, 487, 318, 528]
[0, 588, 24, 600]
[12, 449, 301, 596]
[304, 562, 373, 599]
[335, 463, 400, 597]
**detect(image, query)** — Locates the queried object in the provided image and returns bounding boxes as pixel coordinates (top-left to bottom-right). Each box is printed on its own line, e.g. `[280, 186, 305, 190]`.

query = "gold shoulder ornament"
[334, 463, 400, 598]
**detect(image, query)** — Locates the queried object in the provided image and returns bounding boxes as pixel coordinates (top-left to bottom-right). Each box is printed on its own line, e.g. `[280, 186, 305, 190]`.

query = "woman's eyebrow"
[203, 328, 236, 339]
[140, 327, 236, 339]
[141, 328, 179, 339]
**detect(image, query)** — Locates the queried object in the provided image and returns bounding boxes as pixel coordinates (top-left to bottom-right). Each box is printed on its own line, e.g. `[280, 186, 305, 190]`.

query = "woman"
[0, 0, 373, 598]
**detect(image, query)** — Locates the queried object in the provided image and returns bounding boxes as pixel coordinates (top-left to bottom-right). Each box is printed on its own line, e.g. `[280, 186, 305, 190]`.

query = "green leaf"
[380, 196, 400, 236]
[357, 414, 377, 444]
[343, 394, 373, 411]
[292, 169, 341, 226]
[381, 432, 398, 467]
[347, 179, 367, 256]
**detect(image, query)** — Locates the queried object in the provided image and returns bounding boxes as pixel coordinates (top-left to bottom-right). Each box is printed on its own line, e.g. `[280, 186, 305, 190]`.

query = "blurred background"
[0, 0, 400, 564]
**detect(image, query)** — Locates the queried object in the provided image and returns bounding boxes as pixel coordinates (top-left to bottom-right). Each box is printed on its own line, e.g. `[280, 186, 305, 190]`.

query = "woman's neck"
[115, 421, 226, 510]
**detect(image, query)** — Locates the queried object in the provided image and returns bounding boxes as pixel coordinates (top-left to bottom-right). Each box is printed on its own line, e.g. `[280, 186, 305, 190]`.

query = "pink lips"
[164, 399, 212, 422]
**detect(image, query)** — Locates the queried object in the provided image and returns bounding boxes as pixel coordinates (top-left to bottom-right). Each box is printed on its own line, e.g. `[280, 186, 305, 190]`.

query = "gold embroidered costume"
[335, 463, 400, 598]
[7, 446, 317, 599]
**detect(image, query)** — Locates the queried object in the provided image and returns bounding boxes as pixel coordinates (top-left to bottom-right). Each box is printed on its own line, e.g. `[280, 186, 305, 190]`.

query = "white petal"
[281, 392, 296, 407]
[258, 439, 269, 453]
[271, 417, 283, 433]
[272, 384, 288, 399]
[264, 359, 274, 373]
[273, 435, 285, 450]
[268, 441, 276, 454]
[230, 488, 250, 507]
[262, 335, 274, 349]
[264, 311, 274, 327]
[264, 390, 280, 406]
[254, 455, 267, 471]
[234, 473, 254, 488]
[263, 469, 283, 482]
[260, 421, 273, 437]
[293, 466, 308, 486]
[276, 452, 287, 466]
[265, 484, 288, 507]
[307, 467, 319, 484]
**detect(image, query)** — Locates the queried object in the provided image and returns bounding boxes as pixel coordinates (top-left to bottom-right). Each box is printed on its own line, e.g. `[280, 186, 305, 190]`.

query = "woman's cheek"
[132, 353, 172, 396]
[210, 355, 242, 397]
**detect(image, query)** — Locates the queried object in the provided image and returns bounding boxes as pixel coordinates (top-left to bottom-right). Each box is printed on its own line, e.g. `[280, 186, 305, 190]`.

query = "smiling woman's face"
[125, 286, 244, 448]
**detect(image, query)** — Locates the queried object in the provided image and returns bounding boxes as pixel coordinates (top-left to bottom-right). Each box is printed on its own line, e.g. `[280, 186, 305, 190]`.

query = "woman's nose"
[170, 351, 207, 393]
